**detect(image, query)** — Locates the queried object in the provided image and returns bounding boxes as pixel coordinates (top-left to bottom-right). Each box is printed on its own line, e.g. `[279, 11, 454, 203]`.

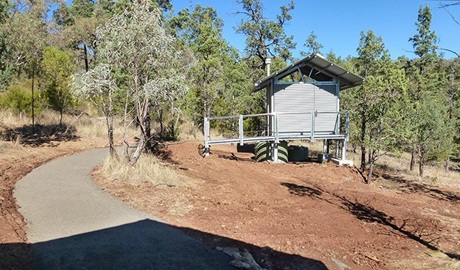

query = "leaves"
[74, 0, 188, 163]
[343, 30, 408, 176]
[41, 46, 77, 119]
[300, 31, 323, 57]
[235, 0, 296, 70]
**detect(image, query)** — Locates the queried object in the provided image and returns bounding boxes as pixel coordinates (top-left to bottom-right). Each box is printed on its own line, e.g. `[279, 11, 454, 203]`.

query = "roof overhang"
[254, 53, 364, 91]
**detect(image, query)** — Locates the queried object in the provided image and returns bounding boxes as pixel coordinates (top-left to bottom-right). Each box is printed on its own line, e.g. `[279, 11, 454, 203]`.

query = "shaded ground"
[0, 123, 78, 146]
[95, 142, 460, 270]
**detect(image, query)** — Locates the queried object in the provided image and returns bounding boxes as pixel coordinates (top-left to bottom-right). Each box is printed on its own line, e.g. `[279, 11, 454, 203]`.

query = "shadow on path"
[0, 219, 328, 270]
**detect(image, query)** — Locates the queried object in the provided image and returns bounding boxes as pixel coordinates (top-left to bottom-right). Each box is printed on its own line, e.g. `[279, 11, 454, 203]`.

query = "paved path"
[15, 148, 233, 270]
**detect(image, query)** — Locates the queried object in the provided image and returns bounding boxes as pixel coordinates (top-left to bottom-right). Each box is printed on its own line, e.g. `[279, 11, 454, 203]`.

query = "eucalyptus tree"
[74, 64, 118, 154]
[0, 0, 12, 89]
[5, 0, 48, 74]
[74, 0, 188, 164]
[52, 0, 101, 72]
[106, 0, 172, 14]
[2, 0, 49, 127]
[0, 1, 9, 19]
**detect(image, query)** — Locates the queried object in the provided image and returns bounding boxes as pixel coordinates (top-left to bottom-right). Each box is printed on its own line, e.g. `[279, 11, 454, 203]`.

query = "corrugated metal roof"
[254, 53, 364, 91]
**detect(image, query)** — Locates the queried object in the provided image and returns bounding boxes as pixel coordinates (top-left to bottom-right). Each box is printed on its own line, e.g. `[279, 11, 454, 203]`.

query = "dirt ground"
[95, 142, 460, 270]
[1, 138, 460, 270]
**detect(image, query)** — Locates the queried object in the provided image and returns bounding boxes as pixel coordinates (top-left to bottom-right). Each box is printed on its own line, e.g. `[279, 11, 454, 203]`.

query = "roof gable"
[254, 53, 364, 91]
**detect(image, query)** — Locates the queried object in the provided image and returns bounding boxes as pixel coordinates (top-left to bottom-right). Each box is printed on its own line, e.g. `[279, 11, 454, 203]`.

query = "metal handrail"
[207, 112, 274, 121]
[204, 111, 349, 149]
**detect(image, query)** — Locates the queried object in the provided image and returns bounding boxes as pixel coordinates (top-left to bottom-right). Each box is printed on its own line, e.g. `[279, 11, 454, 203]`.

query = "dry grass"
[0, 140, 23, 157]
[0, 109, 138, 146]
[1, 108, 457, 188]
[177, 119, 203, 141]
[345, 147, 460, 189]
[0, 109, 190, 189]
[98, 154, 190, 188]
[279, 139, 460, 188]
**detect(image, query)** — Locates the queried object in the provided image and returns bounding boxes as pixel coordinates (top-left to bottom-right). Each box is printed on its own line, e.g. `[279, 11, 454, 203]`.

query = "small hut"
[204, 53, 363, 164]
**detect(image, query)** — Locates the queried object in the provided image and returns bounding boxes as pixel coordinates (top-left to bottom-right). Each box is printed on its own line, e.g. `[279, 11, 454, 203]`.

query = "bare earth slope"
[2, 140, 459, 269]
[95, 141, 460, 270]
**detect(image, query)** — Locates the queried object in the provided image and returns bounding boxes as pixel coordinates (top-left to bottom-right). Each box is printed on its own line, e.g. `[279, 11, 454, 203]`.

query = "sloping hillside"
[95, 141, 460, 270]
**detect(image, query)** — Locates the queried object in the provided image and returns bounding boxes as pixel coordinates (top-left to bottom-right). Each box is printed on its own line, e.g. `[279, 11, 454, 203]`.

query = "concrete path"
[15, 148, 233, 270]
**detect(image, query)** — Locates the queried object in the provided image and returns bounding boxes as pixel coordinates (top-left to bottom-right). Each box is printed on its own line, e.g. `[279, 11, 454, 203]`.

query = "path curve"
[15, 148, 233, 270]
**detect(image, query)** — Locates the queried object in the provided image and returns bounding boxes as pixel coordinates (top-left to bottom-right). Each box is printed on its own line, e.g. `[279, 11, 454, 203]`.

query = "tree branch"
[440, 2, 460, 26]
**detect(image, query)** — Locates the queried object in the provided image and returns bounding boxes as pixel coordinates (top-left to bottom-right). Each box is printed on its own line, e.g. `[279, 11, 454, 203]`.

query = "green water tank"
[288, 146, 309, 162]
[255, 141, 288, 163]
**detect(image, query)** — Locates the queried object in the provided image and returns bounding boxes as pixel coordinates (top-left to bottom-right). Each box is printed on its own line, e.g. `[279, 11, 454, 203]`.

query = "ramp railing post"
[311, 111, 316, 140]
[342, 112, 350, 161]
[334, 112, 340, 135]
[274, 113, 279, 143]
[204, 117, 210, 156]
[273, 113, 279, 162]
[239, 115, 244, 146]
[345, 112, 350, 142]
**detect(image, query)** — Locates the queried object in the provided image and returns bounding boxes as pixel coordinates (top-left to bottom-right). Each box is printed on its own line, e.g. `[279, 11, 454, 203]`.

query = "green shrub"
[0, 83, 44, 116]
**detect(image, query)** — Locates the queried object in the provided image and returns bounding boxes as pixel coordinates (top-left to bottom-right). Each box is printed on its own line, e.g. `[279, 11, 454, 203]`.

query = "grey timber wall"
[273, 83, 338, 135]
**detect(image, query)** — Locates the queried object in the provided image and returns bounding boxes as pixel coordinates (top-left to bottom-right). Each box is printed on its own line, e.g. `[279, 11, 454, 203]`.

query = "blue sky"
[170, 0, 459, 60]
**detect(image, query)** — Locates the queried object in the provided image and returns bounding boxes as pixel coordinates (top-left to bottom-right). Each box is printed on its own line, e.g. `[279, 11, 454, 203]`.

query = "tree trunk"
[83, 44, 89, 72]
[31, 64, 35, 131]
[360, 114, 367, 172]
[444, 158, 450, 172]
[144, 112, 153, 152]
[130, 135, 145, 166]
[130, 109, 148, 165]
[159, 108, 164, 139]
[367, 159, 374, 184]
[170, 101, 176, 140]
[366, 149, 378, 184]
[419, 150, 425, 177]
[59, 109, 63, 126]
[107, 88, 115, 156]
[360, 146, 366, 172]
[410, 146, 416, 171]
[122, 82, 131, 158]
[106, 114, 115, 157]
